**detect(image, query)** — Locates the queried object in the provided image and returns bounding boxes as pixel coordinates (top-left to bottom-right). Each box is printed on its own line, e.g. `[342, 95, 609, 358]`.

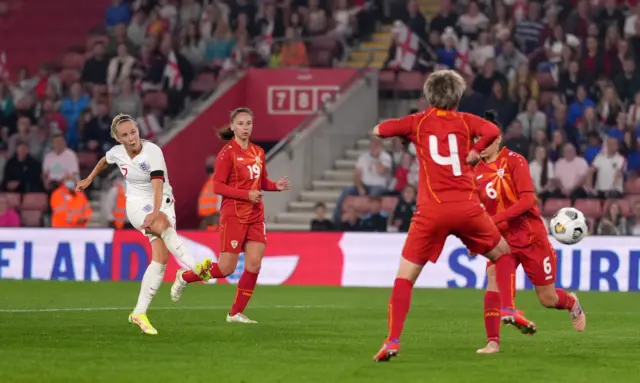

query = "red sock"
[554, 288, 576, 310]
[388, 278, 413, 341]
[229, 270, 258, 316]
[494, 255, 516, 310]
[483, 291, 501, 344]
[182, 262, 227, 283]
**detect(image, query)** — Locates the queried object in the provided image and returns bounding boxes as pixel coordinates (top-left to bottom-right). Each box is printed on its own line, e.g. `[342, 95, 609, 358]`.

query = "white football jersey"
[105, 141, 174, 201]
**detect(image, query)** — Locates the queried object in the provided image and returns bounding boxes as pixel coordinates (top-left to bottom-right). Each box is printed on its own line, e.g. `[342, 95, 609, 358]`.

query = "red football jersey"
[213, 139, 277, 223]
[474, 148, 547, 247]
[377, 107, 501, 206]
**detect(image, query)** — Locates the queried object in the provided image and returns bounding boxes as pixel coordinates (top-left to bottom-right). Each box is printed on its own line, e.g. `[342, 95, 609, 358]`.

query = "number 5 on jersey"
[429, 134, 462, 176]
[247, 164, 261, 180]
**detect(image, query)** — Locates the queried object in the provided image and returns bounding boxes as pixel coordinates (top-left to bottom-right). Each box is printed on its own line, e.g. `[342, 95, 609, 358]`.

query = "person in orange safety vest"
[102, 177, 131, 229]
[50, 176, 92, 228]
[198, 156, 220, 231]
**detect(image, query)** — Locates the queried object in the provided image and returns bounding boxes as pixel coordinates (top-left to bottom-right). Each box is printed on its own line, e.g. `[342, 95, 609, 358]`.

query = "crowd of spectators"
[324, 0, 640, 235]
[0, 0, 368, 228]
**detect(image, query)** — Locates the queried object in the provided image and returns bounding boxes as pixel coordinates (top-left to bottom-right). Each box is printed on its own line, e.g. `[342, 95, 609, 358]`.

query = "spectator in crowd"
[107, 43, 136, 94]
[110, 78, 143, 118]
[484, 81, 516, 128]
[509, 63, 539, 101]
[514, 1, 544, 55]
[338, 205, 362, 231]
[197, 156, 220, 231]
[596, 201, 628, 235]
[106, 0, 131, 28]
[127, 10, 148, 47]
[305, 0, 329, 36]
[7, 116, 39, 158]
[627, 201, 640, 235]
[589, 137, 626, 198]
[0, 194, 20, 227]
[503, 120, 530, 158]
[470, 31, 495, 70]
[60, 82, 91, 148]
[101, 175, 130, 229]
[584, 132, 603, 165]
[437, 27, 458, 69]
[403, 0, 427, 41]
[361, 196, 388, 232]
[553, 143, 590, 200]
[496, 39, 527, 81]
[529, 145, 554, 200]
[472, 59, 507, 97]
[550, 104, 579, 147]
[83, 102, 113, 155]
[106, 23, 137, 57]
[42, 134, 79, 191]
[81, 42, 109, 86]
[281, 27, 309, 68]
[580, 106, 606, 139]
[180, 0, 202, 27]
[390, 151, 413, 193]
[0, 82, 14, 129]
[614, 58, 640, 104]
[390, 184, 416, 233]
[516, 98, 547, 140]
[1, 141, 44, 193]
[429, 0, 457, 34]
[205, 22, 235, 73]
[181, 22, 206, 68]
[41, 99, 67, 134]
[568, 85, 596, 125]
[333, 137, 391, 222]
[458, 1, 488, 40]
[310, 202, 334, 231]
[50, 175, 92, 228]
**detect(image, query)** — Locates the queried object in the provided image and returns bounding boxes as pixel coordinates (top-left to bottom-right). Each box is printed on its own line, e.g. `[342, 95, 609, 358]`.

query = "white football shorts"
[126, 197, 177, 242]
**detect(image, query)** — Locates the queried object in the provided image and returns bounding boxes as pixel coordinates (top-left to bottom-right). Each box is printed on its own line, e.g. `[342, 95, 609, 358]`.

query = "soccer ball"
[549, 207, 588, 245]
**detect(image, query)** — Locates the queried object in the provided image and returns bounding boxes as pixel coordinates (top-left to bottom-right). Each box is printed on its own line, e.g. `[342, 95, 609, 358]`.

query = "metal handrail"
[265, 50, 375, 162]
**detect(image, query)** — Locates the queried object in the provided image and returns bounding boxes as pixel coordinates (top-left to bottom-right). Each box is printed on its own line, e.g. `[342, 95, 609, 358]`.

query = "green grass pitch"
[0, 280, 638, 383]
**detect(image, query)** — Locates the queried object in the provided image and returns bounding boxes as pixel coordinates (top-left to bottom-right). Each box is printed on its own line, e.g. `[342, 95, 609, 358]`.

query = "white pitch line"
[0, 305, 345, 314]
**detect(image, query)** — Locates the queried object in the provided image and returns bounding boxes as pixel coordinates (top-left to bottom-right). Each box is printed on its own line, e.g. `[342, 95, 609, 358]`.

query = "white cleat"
[476, 341, 500, 354]
[569, 293, 586, 332]
[226, 313, 258, 324]
[170, 269, 188, 303]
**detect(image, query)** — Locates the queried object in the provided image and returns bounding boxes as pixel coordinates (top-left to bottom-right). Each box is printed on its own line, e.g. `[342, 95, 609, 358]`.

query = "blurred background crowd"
[1, 0, 639, 236]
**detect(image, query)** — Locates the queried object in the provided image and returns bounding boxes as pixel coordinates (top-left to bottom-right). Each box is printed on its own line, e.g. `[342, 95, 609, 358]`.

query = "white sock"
[161, 227, 197, 271]
[133, 261, 166, 315]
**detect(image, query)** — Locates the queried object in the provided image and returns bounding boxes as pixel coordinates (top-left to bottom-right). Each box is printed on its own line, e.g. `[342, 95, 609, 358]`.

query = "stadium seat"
[624, 177, 640, 194]
[396, 72, 424, 92]
[3, 192, 21, 209]
[60, 51, 85, 70]
[20, 210, 42, 227]
[21, 193, 48, 212]
[378, 71, 396, 91]
[603, 199, 632, 217]
[190, 73, 217, 93]
[542, 198, 570, 217]
[574, 199, 602, 218]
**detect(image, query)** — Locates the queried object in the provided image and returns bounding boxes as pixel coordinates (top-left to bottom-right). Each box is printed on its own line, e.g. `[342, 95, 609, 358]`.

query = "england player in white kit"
[77, 114, 211, 335]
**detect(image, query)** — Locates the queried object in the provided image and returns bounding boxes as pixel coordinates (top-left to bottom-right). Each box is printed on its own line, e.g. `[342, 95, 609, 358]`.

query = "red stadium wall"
[164, 69, 357, 227]
[162, 77, 248, 228]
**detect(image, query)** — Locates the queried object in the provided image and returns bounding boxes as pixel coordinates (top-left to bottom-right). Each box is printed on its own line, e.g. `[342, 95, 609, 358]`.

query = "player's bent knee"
[150, 238, 170, 264]
[218, 252, 240, 276]
[485, 238, 510, 262]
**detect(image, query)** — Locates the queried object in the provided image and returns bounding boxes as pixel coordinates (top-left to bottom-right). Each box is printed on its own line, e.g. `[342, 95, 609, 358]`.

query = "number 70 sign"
[267, 86, 339, 115]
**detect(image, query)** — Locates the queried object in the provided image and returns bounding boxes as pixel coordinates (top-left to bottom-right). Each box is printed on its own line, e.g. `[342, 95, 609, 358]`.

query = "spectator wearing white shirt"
[589, 137, 626, 198]
[552, 143, 589, 201]
[42, 134, 79, 190]
[529, 145, 555, 199]
[333, 137, 391, 222]
[516, 98, 547, 140]
[457, 1, 489, 39]
[624, 4, 640, 38]
[470, 31, 496, 70]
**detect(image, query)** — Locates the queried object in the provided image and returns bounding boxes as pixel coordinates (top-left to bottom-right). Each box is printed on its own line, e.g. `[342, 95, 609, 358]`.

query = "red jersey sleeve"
[260, 151, 279, 191]
[212, 150, 250, 201]
[463, 113, 501, 153]
[377, 114, 415, 138]
[492, 153, 536, 224]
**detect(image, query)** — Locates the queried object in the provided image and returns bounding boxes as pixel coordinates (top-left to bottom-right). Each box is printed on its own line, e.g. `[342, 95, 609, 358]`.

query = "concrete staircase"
[268, 135, 391, 231]
[346, 0, 441, 69]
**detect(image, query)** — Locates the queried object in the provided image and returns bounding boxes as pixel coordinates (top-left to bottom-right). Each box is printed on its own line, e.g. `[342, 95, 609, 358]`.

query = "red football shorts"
[219, 216, 267, 254]
[402, 201, 501, 266]
[487, 233, 557, 286]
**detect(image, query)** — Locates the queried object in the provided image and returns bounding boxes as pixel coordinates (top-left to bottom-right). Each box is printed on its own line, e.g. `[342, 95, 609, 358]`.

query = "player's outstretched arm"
[76, 156, 109, 191]
[373, 115, 414, 138]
